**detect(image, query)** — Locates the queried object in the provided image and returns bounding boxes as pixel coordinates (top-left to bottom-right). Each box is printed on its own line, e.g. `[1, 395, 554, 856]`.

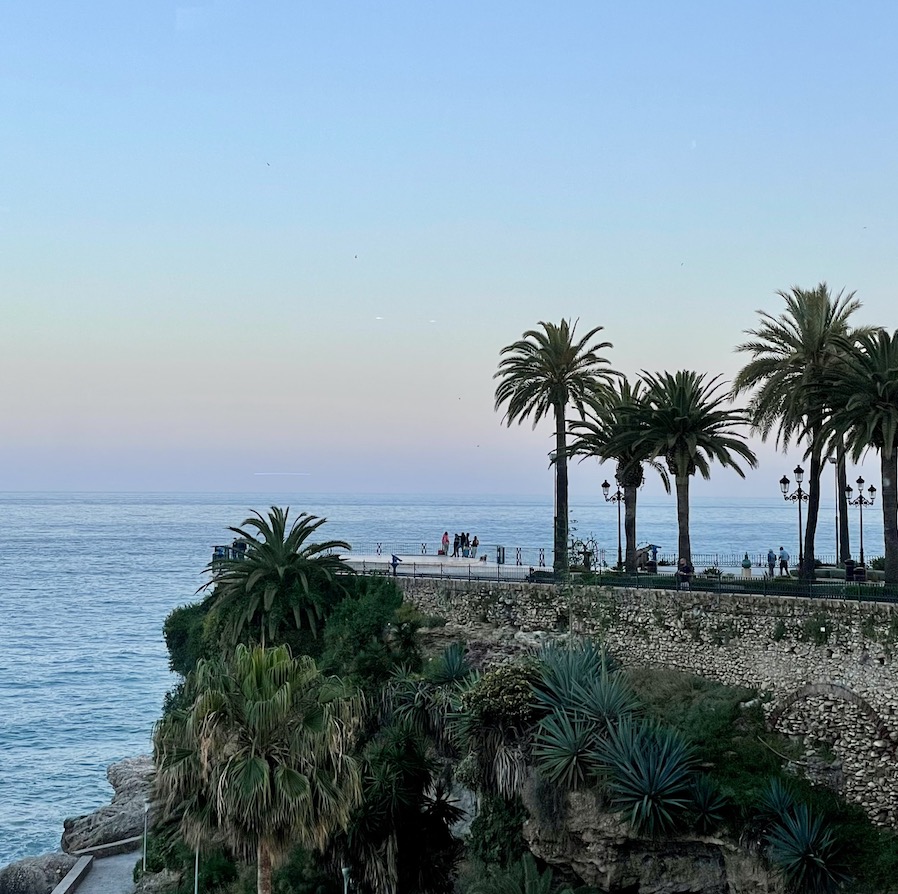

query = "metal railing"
[345, 560, 898, 603]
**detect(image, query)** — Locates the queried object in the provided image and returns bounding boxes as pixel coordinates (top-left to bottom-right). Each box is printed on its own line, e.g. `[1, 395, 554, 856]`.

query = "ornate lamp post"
[601, 479, 625, 570]
[845, 476, 876, 566]
[780, 465, 809, 568]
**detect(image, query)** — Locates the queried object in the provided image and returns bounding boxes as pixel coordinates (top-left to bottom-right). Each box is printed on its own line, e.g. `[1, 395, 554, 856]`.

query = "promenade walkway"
[75, 853, 136, 894]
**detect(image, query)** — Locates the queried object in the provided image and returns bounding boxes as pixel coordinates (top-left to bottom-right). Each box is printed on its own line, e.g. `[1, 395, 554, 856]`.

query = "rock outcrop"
[0, 853, 78, 894]
[522, 789, 782, 894]
[61, 756, 155, 854]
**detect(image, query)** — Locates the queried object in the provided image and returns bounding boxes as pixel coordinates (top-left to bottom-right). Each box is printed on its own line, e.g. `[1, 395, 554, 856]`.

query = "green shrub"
[798, 614, 832, 646]
[467, 795, 528, 868]
[459, 661, 540, 727]
[772, 620, 788, 642]
[164, 597, 215, 676]
[869, 556, 886, 571]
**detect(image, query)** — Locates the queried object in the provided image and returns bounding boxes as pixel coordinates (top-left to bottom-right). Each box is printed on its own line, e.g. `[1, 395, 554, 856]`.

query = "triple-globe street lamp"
[845, 476, 876, 566]
[601, 479, 625, 571]
[779, 465, 809, 569]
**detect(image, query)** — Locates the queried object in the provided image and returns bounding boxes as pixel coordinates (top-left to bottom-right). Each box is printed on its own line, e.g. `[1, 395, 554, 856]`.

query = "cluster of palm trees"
[494, 284, 898, 584]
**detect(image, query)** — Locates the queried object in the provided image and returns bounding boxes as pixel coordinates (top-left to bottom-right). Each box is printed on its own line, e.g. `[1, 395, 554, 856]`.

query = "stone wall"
[399, 578, 898, 825]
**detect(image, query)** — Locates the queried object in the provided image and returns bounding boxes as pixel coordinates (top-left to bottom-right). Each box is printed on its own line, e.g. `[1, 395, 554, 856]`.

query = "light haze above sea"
[0, 490, 887, 867]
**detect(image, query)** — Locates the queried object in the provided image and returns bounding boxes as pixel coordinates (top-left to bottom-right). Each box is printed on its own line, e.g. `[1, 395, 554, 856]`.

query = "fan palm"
[205, 506, 351, 647]
[570, 378, 670, 571]
[815, 329, 898, 583]
[733, 284, 870, 577]
[154, 644, 362, 894]
[494, 319, 616, 574]
[606, 371, 756, 564]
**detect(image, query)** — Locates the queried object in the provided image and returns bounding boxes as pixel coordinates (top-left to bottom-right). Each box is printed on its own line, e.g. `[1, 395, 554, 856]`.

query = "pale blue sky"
[1, 1, 895, 495]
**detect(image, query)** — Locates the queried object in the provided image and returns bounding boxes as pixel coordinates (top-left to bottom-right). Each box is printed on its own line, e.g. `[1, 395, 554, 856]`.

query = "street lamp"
[780, 465, 809, 568]
[601, 479, 625, 570]
[827, 456, 838, 565]
[342, 866, 351, 894]
[845, 476, 876, 566]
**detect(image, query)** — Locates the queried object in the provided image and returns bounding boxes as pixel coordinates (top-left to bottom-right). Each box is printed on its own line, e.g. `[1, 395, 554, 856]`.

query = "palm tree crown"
[733, 283, 870, 576]
[155, 644, 362, 894]
[494, 319, 616, 573]
[816, 329, 898, 583]
[569, 378, 669, 571]
[608, 370, 756, 563]
[206, 506, 351, 647]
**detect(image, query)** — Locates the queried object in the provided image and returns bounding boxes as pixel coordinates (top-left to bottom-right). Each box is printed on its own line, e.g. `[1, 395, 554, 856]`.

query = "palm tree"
[569, 378, 669, 571]
[206, 506, 351, 647]
[494, 319, 616, 574]
[607, 371, 756, 565]
[154, 644, 362, 894]
[733, 284, 871, 578]
[816, 329, 898, 584]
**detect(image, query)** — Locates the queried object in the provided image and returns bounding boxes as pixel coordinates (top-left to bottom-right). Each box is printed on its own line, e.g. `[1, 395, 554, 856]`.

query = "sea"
[0, 491, 886, 867]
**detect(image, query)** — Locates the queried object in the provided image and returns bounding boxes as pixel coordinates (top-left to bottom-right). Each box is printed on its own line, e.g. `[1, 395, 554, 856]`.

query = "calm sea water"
[0, 491, 886, 867]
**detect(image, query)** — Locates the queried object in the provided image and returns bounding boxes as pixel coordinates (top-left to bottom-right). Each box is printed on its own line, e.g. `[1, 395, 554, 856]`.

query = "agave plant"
[594, 717, 697, 838]
[426, 642, 473, 685]
[757, 777, 797, 828]
[690, 774, 728, 834]
[533, 638, 617, 715]
[765, 803, 850, 894]
[532, 710, 600, 790]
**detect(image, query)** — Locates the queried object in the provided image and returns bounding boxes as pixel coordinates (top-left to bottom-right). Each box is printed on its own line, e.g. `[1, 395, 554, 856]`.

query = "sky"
[1, 1, 896, 496]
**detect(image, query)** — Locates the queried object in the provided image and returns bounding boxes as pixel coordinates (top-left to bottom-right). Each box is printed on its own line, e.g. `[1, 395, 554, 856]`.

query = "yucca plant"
[766, 803, 850, 894]
[594, 717, 697, 838]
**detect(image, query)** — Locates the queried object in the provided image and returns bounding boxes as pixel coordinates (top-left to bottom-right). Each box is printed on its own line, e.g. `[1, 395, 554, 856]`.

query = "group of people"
[441, 531, 480, 559]
[767, 547, 791, 577]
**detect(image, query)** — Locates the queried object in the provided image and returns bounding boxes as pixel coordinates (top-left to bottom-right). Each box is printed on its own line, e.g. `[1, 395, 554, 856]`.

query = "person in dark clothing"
[452, 533, 460, 557]
[675, 557, 694, 589]
[767, 548, 776, 578]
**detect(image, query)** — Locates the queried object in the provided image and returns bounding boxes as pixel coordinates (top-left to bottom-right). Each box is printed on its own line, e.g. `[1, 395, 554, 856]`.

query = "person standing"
[766, 548, 776, 578]
[441, 531, 450, 556]
[471, 535, 479, 558]
[452, 533, 460, 558]
[778, 546, 790, 576]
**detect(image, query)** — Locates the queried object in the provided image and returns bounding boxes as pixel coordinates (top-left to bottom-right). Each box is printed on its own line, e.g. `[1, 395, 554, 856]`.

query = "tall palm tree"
[607, 371, 756, 565]
[494, 319, 616, 574]
[816, 329, 898, 584]
[206, 507, 351, 647]
[155, 644, 362, 894]
[569, 378, 669, 571]
[733, 284, 870, 578]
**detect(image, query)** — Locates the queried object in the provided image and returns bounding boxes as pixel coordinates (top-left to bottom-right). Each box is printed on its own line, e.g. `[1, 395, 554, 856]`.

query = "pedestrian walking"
[766, 548, 776, 578]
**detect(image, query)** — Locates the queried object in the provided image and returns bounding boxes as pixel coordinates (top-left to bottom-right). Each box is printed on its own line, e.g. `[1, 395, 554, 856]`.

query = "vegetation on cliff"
[148, 507, 898, 894]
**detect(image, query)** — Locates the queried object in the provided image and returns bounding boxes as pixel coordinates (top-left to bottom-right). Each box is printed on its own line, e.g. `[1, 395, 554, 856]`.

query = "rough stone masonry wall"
[398, 578, 898, 826]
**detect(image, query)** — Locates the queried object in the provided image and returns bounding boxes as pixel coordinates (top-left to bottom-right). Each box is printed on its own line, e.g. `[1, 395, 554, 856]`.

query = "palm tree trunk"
[802, 449, 822, 579]
[675, 473, 691, 564]
[624, 484, 638, 572]
[554, 409, 569, 576]
[837, 448, 851, 564]
[882, 450, 898, 585]
[257, 841, 272, 894]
